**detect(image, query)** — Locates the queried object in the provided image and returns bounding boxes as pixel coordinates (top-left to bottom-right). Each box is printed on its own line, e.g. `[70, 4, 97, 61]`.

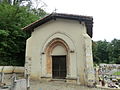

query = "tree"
[0, 2, 46, 66]
[92, 41, 101, 64]
[108, 39, 120, 64]
[92, 39, 120, 64]
[0, 0, 28, 5]
[92, 40, 109, 64]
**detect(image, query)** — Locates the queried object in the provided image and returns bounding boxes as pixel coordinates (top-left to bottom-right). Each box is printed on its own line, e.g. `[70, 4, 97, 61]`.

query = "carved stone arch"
[45, 38, 70, 76]
[41, 32, 77, 78]
[41, 32, 75, 53]
[45, 38, 69, 55]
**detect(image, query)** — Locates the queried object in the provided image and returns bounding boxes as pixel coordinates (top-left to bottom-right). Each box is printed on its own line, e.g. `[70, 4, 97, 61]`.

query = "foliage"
[93, 39, 120, 64]
[113, 72, 120, 76]
[0, 2, 46, 66]
[108, 39, 120, 64]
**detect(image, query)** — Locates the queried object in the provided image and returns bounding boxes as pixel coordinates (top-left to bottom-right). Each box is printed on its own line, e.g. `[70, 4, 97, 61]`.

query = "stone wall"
[0, 66, 24, 73]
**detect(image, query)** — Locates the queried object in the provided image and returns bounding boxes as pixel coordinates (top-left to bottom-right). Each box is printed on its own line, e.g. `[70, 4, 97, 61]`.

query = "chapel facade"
[23, 13, 95, 85]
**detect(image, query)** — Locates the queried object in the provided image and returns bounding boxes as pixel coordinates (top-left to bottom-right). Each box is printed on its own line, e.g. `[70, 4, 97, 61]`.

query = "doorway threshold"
[51, 79, 66, 82]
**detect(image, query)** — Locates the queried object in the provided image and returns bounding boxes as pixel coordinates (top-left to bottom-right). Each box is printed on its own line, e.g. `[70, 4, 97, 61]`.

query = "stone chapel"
[23, 13, 95, 85]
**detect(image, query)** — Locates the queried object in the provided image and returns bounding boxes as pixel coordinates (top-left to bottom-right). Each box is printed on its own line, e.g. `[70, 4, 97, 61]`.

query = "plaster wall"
[25, 19, 92, 84]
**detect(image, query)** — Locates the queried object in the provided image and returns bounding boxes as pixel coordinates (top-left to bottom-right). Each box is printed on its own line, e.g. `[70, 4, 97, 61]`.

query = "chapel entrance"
[52, 55, 66, 79]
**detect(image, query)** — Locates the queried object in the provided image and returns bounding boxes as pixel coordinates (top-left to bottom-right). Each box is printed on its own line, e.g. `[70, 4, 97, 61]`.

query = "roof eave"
[22, 13, 93, 37]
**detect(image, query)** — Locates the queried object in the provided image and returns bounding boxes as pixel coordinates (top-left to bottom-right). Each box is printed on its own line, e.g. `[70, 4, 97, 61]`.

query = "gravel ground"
[2, 74, 104, 90]
[30, 80, 104, 90]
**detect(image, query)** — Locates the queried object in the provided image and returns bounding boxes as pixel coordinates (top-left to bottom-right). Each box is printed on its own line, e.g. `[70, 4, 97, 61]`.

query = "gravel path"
[2, 74, 104, 90]
[30, 80, 103, 90]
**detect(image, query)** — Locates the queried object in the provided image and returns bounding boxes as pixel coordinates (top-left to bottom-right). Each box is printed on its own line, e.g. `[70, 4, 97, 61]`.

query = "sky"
[34, 0, 120, 41]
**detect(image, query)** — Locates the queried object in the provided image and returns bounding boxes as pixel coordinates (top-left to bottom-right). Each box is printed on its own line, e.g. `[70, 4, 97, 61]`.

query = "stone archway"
[41, 32, 77, 79]
[45, 38, 70, 79]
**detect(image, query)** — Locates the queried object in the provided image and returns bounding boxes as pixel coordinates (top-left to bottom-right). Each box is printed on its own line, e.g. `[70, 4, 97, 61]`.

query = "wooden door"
[52, 56, 66, 79]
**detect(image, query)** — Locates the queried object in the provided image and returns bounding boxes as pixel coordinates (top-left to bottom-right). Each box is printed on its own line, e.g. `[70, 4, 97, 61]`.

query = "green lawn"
[113, 71, 120, 75]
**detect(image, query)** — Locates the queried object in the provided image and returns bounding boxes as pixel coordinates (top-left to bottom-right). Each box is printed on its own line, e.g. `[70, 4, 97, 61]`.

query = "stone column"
[25, 56, 32, 78]
[83, 34, 95, 86]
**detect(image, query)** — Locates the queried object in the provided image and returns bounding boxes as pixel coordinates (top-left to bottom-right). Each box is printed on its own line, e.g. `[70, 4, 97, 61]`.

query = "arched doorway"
[45, 38, 69, 79]
[41, 33, 77, 79]
[52, 45, 67, 79]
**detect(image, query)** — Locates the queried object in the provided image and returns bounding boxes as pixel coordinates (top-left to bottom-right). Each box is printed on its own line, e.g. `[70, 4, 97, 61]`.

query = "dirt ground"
[30, 80, 104, 90]
[2, 74, 104, 90]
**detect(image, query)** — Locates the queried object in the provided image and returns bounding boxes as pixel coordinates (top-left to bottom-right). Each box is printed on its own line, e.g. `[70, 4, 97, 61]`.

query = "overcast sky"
[37, 0, 120, 41]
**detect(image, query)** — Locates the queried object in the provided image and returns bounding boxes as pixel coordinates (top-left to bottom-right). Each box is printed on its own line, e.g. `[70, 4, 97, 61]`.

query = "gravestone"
[12, 79, 27, 90]
[0, 72, 4, 83]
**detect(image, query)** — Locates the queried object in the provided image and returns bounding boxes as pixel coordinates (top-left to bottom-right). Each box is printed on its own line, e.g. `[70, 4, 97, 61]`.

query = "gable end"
[22, 13, 93, 37]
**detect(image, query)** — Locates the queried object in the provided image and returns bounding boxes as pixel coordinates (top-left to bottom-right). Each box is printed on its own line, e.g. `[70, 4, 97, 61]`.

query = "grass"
[113, 71, 120, 75]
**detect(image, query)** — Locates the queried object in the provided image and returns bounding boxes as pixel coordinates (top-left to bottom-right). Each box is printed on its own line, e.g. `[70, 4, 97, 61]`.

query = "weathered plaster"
[25, 19, 94, 85]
